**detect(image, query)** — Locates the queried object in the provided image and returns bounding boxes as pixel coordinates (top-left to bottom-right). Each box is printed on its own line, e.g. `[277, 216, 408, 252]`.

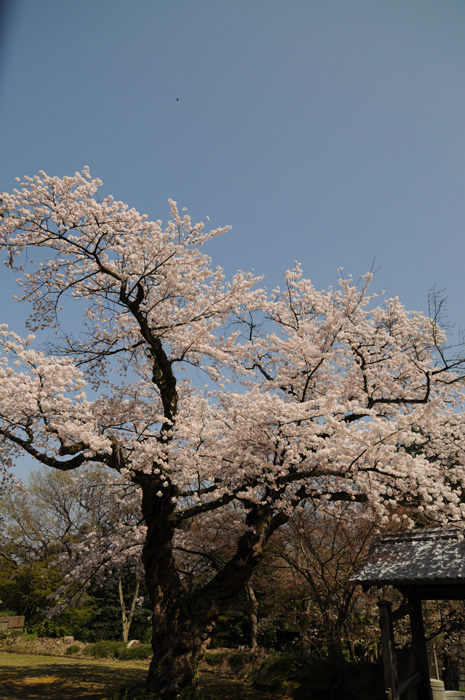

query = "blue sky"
[1, 0, 465, 474]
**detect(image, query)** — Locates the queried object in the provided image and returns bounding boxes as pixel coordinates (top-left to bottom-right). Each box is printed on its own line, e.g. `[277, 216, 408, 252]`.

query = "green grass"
[0, 651, 149, 700]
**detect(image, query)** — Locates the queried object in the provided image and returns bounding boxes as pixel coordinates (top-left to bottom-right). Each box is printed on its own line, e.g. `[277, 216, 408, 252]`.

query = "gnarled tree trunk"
[138, 476, 286, 697]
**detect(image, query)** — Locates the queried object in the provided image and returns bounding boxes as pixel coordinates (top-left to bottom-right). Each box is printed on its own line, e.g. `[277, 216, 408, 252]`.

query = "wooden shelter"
[351, 528, 465, 700]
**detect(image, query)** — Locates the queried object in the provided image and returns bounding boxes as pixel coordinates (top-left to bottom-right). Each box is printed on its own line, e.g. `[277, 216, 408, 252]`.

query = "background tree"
[1, 170, 465, 696]
[270, 501, 381, 666]
[0, 466, 147, 639]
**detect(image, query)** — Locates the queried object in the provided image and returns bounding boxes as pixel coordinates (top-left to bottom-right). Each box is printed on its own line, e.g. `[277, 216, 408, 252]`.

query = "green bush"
[83, 640, 152, 661]
[117, 644, 152, 660]
[74, 627, 95, 643]
[84, 640, 127, 659]
[66, 644, 81, 655]
[203, 650, 230, 666]
[210, 609, 249, 648]
[9, 630, 34, 639]
[26, 618, 72, 638]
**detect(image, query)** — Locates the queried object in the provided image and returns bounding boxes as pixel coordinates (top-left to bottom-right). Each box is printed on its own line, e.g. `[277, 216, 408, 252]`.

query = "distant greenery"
[83, 640, 152, 660]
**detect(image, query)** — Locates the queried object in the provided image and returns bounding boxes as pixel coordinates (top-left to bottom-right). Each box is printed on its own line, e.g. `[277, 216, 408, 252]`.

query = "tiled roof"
[350, 528, 465, 587]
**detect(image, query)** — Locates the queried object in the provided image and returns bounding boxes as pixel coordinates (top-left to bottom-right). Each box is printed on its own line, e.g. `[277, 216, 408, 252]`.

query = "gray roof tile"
[350, 528, 465, 587]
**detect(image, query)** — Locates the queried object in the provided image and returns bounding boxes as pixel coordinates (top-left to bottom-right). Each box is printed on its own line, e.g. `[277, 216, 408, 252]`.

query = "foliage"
[0, 556, 63, 620]
[209, 609, 250, 649]
[202, 651, 230, 666]
[0, 466, 150, 642]
[118, 644, 153, 661]
[70, 579, 151, 642]
[26, 617, 73, 638]
[83, 640, 128, 659]
[83, 639, 152, 660]
[65, 644, 81, 655]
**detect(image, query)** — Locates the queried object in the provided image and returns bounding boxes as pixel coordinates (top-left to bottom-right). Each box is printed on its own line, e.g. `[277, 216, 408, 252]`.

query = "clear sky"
[2, 0, 465, 324]
[1, 0, 465, 478]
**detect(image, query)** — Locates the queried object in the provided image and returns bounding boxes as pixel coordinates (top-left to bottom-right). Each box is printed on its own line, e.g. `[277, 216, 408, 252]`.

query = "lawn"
[0, 651, 284, 700]
[0, 652, 148, 700]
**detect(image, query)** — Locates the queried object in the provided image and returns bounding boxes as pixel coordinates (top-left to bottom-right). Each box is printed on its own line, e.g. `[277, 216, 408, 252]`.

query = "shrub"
[66, 644, 81, 655]
[26, 618, 72, 638]
[117, 644, 152, 660]
[203, 650, 230, 666]
[210, 609, 249, 648]
[74, 627, 95, 643]
[10, 630, 32, 639]
[84, 640, 127, 659]
[83, 640, 152, 660]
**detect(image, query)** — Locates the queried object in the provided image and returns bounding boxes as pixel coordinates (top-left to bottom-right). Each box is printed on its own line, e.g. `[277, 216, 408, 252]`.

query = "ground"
[0, 652, 147, 700]
[0, 648, 291, 700]
[0, 636, 380, 699]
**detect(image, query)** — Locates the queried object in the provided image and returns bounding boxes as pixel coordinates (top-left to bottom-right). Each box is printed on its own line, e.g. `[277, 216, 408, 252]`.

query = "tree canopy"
[1, 169, 465, 697]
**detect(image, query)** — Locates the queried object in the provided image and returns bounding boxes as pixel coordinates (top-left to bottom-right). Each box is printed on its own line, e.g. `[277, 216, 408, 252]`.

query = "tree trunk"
[138, 476, 286, 697]
[245, 580, 259, 651]
[118, 576, 140, 644]
[147, 604, 214, 696]
[299, 597, 312, 659]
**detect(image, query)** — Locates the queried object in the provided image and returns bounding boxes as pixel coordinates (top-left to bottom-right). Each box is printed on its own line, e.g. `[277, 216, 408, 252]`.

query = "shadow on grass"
[0, 652, 147, 700]
[199, 668, 291, 700]
[0, 652, 291, 700]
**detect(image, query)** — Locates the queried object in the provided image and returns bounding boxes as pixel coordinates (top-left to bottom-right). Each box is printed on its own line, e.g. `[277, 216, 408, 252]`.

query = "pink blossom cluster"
[0, 168, 464, 553]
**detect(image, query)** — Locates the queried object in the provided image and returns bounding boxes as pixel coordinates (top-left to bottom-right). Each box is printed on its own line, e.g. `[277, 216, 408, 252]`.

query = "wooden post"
[408, 599, 433, 700]
[378, 601, 400, 700]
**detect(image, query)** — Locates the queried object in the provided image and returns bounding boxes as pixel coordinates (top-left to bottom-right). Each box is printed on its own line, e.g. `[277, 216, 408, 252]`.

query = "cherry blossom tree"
[1, 169, 465, 697]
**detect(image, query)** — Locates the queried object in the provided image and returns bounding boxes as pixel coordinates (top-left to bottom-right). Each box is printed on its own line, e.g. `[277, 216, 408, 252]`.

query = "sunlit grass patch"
[0, 652, 147, 700]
